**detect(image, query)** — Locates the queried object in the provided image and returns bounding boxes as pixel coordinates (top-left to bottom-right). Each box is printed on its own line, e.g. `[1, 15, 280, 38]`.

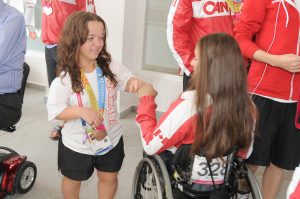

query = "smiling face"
[79, 20, 105, 66]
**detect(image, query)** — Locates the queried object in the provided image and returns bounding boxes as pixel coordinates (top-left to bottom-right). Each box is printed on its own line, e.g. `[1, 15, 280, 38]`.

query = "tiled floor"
[0, 87, 293, 199]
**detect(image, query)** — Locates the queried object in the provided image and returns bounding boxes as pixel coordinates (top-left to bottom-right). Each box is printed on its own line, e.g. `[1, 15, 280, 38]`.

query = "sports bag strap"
[207, 159, 217, 190]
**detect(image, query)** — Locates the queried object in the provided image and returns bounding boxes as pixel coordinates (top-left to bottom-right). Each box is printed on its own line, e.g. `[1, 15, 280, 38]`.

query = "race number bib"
[191, 155, 227, 184]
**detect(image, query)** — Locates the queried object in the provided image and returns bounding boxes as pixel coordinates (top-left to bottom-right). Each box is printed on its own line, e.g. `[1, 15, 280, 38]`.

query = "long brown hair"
[56, 11, 117, 93]
[191, 33, 257, 161]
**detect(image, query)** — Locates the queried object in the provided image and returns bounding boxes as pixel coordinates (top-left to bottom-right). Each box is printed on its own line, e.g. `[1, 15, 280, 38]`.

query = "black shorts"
[58, 137, 125, 181]
[247, 95, 300, 170]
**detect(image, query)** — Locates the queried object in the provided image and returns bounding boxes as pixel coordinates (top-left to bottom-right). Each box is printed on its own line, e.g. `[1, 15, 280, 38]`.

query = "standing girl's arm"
[47, 76, 102, 127]
[109, 60, 144, 93]
[125, 77, 144, 93]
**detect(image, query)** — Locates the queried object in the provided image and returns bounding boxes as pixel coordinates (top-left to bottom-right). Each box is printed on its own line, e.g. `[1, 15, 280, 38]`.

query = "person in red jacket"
[136, 33, 257, 198]
[234, 0, 300, 198]
[42, 0, 95, 140]
[287, 164, 300, 199]
[167, 0, 241, 90]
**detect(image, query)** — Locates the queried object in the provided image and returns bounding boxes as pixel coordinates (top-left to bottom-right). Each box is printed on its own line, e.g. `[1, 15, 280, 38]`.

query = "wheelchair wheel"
[152, 155, 174, 199]
[14, 161, 37, 194]
[246, 165, 263, 199]
[132, 157, 164, 199]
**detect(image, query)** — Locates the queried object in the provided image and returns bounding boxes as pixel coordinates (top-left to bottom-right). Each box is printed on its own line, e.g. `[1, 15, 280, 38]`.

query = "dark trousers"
[45, 46, 57, 87]
[0, 63, 30, 130]
[0, 92, 22, 129]
[183, 73, 191, 91]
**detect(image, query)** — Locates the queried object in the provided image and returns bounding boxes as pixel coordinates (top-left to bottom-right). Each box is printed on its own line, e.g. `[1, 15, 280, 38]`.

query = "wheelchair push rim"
[132, 158, 164, 199]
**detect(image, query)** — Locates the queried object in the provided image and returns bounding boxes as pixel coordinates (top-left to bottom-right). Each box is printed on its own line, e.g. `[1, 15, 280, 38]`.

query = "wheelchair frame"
[132, 154, 263, 199]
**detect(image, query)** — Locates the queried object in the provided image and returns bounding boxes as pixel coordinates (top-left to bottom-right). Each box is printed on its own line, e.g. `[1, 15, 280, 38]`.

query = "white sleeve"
[109, 60, 134, 92]
[46, 76, 71, 122]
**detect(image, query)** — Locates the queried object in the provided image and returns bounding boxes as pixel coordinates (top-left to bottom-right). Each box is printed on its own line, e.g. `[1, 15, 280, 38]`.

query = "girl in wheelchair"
[135, 33, 257, 199]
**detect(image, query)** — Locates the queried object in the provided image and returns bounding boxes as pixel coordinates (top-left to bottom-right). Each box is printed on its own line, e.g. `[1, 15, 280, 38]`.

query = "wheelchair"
[0, 147, 37, 198]
[132, 145, 263, 199]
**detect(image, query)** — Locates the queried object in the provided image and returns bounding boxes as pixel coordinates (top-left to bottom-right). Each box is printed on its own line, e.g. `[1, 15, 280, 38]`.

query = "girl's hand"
[271, 54, 300, 73]
[254, 50, 300, 73]
[137, 84, 157, 98]
[81, 107, 103, 129]
[90, 129, 106, 141]
[125, 77, 145, 93]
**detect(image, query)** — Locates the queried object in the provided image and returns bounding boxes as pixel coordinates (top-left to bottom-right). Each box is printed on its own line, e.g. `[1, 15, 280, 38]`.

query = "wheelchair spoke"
[132, 158, 163, 199]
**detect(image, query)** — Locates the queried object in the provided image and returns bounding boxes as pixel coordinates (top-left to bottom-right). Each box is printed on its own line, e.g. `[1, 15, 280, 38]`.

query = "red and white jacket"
[136, 90, 253, 158]
[167, 0, 240, 76]
[234, 0, 300, 101]
[287, 164, 300, 199]
[42, 0, 95, 45]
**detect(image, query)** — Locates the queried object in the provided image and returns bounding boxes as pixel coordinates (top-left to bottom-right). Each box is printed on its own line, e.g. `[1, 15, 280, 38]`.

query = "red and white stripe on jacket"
[167, 0, 236, 76]
[136, 90, 253, 159]
[42, 0, 95, 45]
[234, 0, 300, 100]
[287, 164, 300, 199]
[136, 91, 197, 155]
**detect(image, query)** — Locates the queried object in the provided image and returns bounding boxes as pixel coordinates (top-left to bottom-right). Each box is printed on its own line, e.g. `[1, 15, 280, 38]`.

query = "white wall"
[25, 51, 48, 87]
[123, 0, 182, 112]
[94, 1, 124, 62]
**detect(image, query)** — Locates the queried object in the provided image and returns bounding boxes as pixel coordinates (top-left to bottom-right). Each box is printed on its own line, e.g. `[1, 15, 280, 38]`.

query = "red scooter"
[0, 147, 37, 198]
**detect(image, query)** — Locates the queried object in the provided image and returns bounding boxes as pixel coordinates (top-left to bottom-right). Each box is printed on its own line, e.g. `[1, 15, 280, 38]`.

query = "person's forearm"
[253, 50, 275, 66]
[56, 106, 83, 121]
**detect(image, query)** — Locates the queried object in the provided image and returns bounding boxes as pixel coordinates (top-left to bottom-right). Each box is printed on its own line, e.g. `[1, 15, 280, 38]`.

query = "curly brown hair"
[56, 11, 117, 93]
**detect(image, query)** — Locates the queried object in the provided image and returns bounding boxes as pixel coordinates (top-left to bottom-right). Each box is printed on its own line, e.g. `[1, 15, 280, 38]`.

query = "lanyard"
[76, 66, 106, 143]
[80, 66, 106, 111]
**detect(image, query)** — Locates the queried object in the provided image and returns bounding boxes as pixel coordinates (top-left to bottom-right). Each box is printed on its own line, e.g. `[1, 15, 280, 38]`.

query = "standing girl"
[47, 11, 143, 199]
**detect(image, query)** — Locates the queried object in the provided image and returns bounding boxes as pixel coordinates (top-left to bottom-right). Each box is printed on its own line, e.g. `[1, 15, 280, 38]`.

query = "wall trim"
[27, 82, 46, 91]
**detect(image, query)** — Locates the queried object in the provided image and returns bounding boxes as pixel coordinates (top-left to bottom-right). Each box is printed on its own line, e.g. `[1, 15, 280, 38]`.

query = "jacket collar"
[180, 90, 196, 100]
[180, 90, 213, 106]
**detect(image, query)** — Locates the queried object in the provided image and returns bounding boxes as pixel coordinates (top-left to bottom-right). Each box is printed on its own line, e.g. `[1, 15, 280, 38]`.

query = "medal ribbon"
[225, 0, 241, 14]
[80, 66, 106, 113]
[77, 66, 106, 143]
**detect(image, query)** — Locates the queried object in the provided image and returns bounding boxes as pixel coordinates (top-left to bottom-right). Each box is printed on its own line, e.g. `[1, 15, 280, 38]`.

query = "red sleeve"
[136, 96, 158, 144]
[136, 95, 195, 155]
[167, 0, 194, 74]
[233, 0, 267, 59]
[76, 0, 86, 11]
